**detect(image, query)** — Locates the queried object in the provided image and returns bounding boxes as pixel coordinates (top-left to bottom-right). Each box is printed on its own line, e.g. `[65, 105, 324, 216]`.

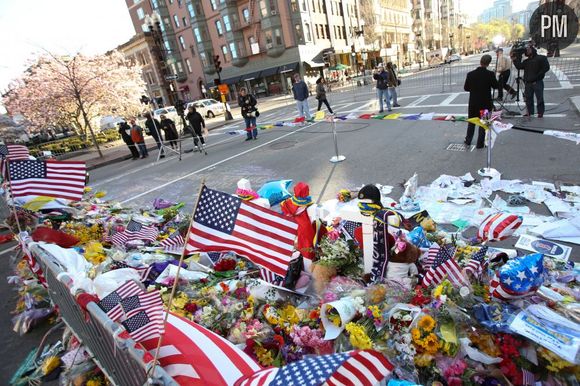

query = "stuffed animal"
[311, 263, 338, 295]
[385, 236, 421, 287]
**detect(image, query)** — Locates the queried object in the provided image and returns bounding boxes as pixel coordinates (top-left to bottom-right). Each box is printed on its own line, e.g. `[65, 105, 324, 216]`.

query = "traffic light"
[213, 54, 222, 74]
[140, 95, 150, 105]
[351, 44, 356, 54]
[214, 78, 221, 87]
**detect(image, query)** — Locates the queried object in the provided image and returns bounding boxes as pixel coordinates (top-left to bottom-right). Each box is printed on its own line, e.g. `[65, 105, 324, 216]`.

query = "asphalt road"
[2, 44, 579, 384]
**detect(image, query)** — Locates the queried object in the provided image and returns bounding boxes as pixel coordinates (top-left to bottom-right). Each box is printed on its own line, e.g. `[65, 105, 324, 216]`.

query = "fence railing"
[31, 244, 177, 386]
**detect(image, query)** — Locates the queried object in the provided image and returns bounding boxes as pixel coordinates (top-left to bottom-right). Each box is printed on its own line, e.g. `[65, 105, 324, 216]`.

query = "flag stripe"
[235, 218, 295, 250]
[232, 228, 294, 256]
[240, 202, 298, 234]
[238, 208, 297, 240]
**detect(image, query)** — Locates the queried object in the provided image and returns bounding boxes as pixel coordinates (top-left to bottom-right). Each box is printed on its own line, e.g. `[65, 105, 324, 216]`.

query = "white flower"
[402, 314, 412, 322]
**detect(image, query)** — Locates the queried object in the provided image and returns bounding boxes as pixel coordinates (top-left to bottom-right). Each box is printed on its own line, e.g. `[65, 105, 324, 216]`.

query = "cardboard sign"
[406, 210, 432, 229]
[515, 235, 572, 261]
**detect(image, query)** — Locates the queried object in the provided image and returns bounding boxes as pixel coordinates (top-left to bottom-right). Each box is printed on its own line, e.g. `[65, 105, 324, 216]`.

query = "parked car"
[153, 106, 179, 121]
[445, 54, 462, 64]
[186, 99, 225, 118]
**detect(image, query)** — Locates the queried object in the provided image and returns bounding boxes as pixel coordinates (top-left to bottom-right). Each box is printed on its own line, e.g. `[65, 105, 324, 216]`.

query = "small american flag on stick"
[159, 231, 185, 253]
[422, 245, 468, 287]
[97, 280, 142, 321]
[111, 219, 159, 247]
[464, 246, 489, 277]
[121, 306, 164, 342]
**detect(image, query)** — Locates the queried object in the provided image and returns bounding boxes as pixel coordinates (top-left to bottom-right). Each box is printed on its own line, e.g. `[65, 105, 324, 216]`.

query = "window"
[210, 0, 217, 10]
[215, 20, 223, 35]
[249, 36, 259, 54]
[311, 0, 316, 12]
[221, 45, 228, 61]
[152, 0, 158, 8]
[315, 24, 320, 39]
[187, 3, 195, 17]
[269, 0, 276, 13]
[145, 72, 154, 85]
[200, 52, 208, 67]
[342, 26, 346, 39]
[259, 1, 267, 18]
[301, 0, 306, 12]
[193, 27, 202, 43]
[134, 0, 141, 4]
[223, 15, 231, 32]
[295, 24, 304, 43]
[325, 25, 330, 39]
[290, 0, 298, 12]
[182, 17, 187, 26]
[265, 30, 273, 45]
[173, 15, 180, 27]
[228, 42, 238, 59]
[304, 23, 311, 41]
[164, 40, 172, 53]
[177, 62, 183, 73]
[242, 8, 250, 23]
[179, 36, 186, 50]
[136, 7, 145, 20]
[185, 58, 192, 73]
[274, 29, 282, 45]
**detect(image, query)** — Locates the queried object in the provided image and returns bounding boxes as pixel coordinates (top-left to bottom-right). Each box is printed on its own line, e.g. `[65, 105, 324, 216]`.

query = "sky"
[462, 0, 538, 23]
[0, 0, 135, 92]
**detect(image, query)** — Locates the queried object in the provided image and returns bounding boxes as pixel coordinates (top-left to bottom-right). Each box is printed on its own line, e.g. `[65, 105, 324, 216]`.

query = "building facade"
[510, 1, 539, 33]
[478, 0, 513, 23]
[368, 0, 413, 68]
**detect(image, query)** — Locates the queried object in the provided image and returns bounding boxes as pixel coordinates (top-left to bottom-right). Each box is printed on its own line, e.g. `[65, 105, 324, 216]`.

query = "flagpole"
[4, 159, 23, 235]
[148, 178, 206, 378]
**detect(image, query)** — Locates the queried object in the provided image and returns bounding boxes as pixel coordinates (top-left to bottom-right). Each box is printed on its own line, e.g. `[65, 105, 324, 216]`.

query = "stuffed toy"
[385, 234, 421, 287]
[311, 263, 338, 295]
[235, 178, 270, 208]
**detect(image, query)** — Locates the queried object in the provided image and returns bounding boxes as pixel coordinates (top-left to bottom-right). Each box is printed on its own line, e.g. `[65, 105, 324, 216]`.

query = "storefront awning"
[278, 62, 299, 74]
[260, 66, 279, 78]
[221, 76, 241, 85]
[242, 71, 261, 81]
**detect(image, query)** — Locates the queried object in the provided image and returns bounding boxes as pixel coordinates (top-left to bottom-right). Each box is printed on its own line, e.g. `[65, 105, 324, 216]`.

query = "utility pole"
[213, 54, 233, 121]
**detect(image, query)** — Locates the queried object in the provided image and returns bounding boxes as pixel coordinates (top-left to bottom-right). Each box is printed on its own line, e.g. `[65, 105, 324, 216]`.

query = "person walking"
[291, 73, 311, 120]
[463, 54, 499, 149]
[512, 44, 550, 118]
[129, 119, 148, 158]
[495, 48, 517, 100]
[315, 77, 334, 114]
[386, 62, 401, 107]
[185, 106, 207, 153]
[238, 88, 259, 141]
[118, 121, 140, 160]
[144, 112, 164, 158]
[159, 114, 179, 149]
[373, 63, 391, 113]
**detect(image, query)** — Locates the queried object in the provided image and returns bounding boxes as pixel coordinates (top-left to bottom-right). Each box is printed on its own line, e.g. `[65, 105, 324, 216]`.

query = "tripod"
[495, 68, 525, 116]
[182, 125, 207, 155]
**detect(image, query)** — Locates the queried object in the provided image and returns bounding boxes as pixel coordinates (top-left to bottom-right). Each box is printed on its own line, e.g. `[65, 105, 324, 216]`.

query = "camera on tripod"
[510, 40, 532, 59]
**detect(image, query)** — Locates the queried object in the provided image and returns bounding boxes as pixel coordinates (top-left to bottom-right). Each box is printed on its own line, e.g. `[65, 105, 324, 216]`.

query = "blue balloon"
[257, 180, 292, 206]
[407, 226, 431, 248]
[498, 253, 544, 296]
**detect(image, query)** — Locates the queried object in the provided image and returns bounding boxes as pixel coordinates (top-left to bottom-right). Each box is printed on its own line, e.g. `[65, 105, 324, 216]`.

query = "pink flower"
[448, 377, 463, 386]
[327, 229, 341, 241]
[323, 292, 338, 303]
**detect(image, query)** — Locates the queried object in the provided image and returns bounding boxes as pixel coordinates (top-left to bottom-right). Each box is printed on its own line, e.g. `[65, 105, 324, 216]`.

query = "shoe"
[160, 155, 165, 158]
[476, 145, 485, 149]
[245, 138, 252, 141]
[132, 157, 139, 160]
[463, 141, 471, 146]
[253, 137, 258, 140]
[522, 113, 530, 117]
[387, 109, 392, 112]
[537, 113, 543, 118]
[393, 104, 401, 107]
[378, 110, 384, 113]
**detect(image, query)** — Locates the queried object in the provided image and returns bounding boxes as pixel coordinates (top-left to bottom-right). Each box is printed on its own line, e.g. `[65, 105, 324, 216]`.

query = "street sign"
[218, 84, 229, 94]
[165, 74, 178, 81]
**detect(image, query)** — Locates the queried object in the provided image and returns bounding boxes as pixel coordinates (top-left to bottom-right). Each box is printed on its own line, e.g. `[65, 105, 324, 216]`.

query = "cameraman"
[512, 45, 550, 118]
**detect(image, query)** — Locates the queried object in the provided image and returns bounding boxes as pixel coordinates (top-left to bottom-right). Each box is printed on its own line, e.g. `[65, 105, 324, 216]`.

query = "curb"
[571, 96, 580, 115]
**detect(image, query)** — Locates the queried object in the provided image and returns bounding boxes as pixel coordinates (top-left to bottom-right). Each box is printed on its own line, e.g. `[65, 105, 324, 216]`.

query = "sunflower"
[418, 315, 436, 332]
[422, 333, 441, 354]
[411, 328, 421, 343]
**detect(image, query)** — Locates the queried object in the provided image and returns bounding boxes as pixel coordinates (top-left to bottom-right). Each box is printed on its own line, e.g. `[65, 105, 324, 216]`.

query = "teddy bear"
[385, 234, 421, 287]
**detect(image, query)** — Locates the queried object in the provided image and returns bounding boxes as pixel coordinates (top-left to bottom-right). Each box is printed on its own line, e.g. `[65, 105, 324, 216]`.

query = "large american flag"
[140, 312, 261, 386]
[111, 220, 159, 247]
[7, 159, 86, 201]
[97, 280, 142, 321]
[185, 186, 298, 277]
[464, 246, 489, 277]
[422, 245, 468, 287]
[236, 350, 393, 386]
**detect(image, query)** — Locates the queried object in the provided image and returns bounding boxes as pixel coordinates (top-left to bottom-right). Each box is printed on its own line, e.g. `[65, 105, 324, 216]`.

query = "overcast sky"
[0, 0, 537, 93]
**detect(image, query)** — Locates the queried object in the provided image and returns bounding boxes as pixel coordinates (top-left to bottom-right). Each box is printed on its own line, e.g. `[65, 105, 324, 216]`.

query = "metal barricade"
[31, 245, 177, 386]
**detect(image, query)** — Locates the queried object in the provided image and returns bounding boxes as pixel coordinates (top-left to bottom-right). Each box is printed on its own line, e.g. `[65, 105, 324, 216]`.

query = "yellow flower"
[411, 328, 421, 343]
[345, 322, 373, 350]
[433, 284, 444, 298]
[414, 353, 434, 367]
[421, 333, 440, 354]
[94, 191, 106, 198]
[171, 293, 188, 309]
[41, 356, 60, 375]
[84, 187, 93, 193]
[280, 305, 300, 325]
[255, 346, 275, 366]
[368, 305, 382, 319]
[418, 315, 436, 332]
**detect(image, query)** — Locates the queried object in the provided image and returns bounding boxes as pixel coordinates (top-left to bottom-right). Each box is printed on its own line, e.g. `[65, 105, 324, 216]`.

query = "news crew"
[512, 45, 550, 118]
[495, 48, 516, 100]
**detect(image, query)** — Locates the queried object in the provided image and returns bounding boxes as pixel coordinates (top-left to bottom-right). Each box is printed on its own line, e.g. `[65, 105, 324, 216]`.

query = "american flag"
[185, 186, 298, 277]
[340, 220, 361, 241]
[121, 290, 163, 319]
[109, 261, 152, 282]
[112, 220, 159, 247]
[0, 144, 30, 160]
[236, 350, 393, 386]
[19, 232, 47, 287]
[97, 280, 142, 321]
[421, 243, 440, 270]
[422, 245, 468, 287]
[140, 312, 261, 386]
[121, 307, 164, 342]
[259, 266, 284, 285]
[7, 160, 86, 201]
[522, 369, 535, 385]
[160, 231, 185, 253]
[464, 246, 489, 277]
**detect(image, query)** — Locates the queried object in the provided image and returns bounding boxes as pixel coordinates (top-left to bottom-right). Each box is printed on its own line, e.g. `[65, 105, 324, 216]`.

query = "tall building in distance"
[510, 1, 539, 33]
[124, 0, 365, 103]
[478, 0, 513, 23]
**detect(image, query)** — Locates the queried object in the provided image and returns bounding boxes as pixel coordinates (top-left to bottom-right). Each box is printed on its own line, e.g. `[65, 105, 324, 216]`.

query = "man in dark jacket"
[464, 54, 499, 149]
[291, 73, 311, 120]
[144, 112, 164, 158]
[373, 63, 391, 113]
[185, 106, 206, 153]
[512, 45, 550, 117]
[118, 121, 140, 160]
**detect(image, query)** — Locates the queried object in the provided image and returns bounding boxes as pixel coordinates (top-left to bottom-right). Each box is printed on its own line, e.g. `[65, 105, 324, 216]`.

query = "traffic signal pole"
[213, 54, 233, 121]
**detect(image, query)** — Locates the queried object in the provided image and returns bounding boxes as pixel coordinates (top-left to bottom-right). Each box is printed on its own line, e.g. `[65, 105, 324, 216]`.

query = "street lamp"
[466, 34, 471, 54]
[449, 33, 454, 54]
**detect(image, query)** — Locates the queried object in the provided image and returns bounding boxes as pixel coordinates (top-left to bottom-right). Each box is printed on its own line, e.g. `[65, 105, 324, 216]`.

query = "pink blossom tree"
[3, 51, 145, 157]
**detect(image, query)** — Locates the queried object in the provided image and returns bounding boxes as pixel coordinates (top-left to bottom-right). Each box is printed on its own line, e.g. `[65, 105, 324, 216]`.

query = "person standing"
[495, 48, 517, 100]
[463, 54, 499, 149]
[144, 112, 164, 158]
[185, 106, 206, 153]
[386, 62, 401, 107]
[291, 73, 311, 120]
[373, 63, 391, 113]
[159, 114, 179, 149]
[512, 45, 550, 118]
[118, 121, 140, 160]
[129, 119, 148, 158]
[315, 77, 334, 114]
[238, 88, 259, 141]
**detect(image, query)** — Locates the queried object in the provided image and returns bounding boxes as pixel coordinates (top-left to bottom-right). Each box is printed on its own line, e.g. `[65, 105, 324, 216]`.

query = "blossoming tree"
[3, 51, 145, 157]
